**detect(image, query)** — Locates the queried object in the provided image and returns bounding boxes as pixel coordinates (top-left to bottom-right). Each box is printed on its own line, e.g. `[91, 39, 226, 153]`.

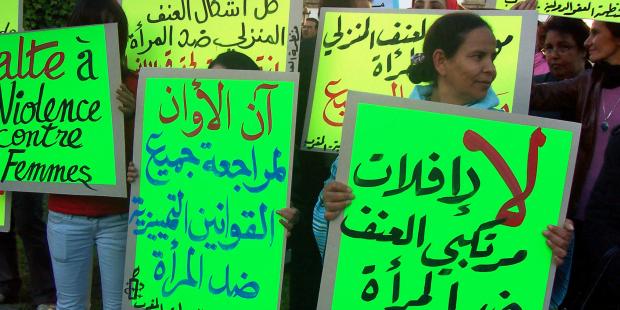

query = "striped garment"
[312, 157, 338, 260]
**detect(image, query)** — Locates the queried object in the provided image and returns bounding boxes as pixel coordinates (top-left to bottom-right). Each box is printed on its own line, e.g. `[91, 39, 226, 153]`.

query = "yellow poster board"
[0, 192, 11, 232]
[122, 0, 302, 72]
[0, 0, 20, 34]
[301, 9, 537, 153]
[493, 0, 620, 22]
[0, 0, 20, 231]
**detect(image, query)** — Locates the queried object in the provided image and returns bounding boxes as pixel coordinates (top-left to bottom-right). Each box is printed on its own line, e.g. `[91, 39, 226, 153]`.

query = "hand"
[510, 0, 537, 10]
[277, 207, 299, 238]
[323, 181, 355, 221]
[117, 83, 136, 118]
[543, 219, 574, 265]
[127, 161, 139, 183]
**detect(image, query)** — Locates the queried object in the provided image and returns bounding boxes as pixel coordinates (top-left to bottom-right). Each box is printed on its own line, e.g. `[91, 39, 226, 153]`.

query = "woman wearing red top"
[46, 0, 137, 309]
[412, 0, 460, 9]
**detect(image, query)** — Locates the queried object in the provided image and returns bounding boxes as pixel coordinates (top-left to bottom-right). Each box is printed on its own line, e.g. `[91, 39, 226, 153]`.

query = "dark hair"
[544, 17, 590, 51]
[320, 0, 368, 8]
[306, 18, 319, 29]
[602, 21, 620, 38]
[68, 0, 129, 77]
[408, 13, 492, 84]
[208, 51, 260, 70]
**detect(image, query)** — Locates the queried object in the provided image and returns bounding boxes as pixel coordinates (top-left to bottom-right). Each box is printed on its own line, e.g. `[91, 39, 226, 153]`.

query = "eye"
[471, 53, 484, 60]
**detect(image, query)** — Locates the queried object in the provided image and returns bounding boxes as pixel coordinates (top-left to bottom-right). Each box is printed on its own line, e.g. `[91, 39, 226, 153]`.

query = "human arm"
[277, 207, 299, 238]
[117, 83, 137, 118]
[544, 219, 574, 265]
[127, 161, 138, 183]
[530, 73, 586, 112]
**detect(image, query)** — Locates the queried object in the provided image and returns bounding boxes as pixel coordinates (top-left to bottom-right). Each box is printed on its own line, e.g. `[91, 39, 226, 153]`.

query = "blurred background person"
[534, 21, 551, 75]
[412, 0, 460, 9]
[536, 17, 590, 83]
[0, 193, 56, 310]
[302, 17, 319, 39]
[531, 17, 591, 120]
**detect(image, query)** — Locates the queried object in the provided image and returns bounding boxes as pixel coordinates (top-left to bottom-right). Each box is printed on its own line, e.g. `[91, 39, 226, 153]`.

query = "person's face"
[412, 0, 446, 9]
[352, 0, 372, 8]
[435, 27, 497, 104]
[585, 21, 620, 63]
[302, 20, 318, 39]
[535, 23, 546, 52]
[542, 31, 585, 80]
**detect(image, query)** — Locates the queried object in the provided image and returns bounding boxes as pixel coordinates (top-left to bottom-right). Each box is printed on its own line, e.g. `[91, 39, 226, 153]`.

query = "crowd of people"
[0, 0, 619, 309]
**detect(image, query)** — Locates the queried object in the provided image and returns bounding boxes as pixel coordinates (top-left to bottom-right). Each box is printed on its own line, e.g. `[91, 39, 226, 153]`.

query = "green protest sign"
[319, 91, 581, 309]
[301, 9, 537, 153]
[122, 69, 298, 310]
[0, 24, 127, 197]
[122, 0, 302, 72]
[0, 191, 11, 232]
[0, 0, 21, 34]
[491, 0, 620, 22]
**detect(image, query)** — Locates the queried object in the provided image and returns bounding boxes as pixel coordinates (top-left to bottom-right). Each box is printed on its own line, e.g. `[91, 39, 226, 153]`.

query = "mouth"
[550, 63, 565, 70]
[476, 81, 492, 88]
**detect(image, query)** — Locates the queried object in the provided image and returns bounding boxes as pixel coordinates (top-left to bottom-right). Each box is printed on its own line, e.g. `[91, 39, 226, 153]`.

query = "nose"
[547, 48, 561, 59]
[584, 35, 593, 49]
[483, 59, 497, 77]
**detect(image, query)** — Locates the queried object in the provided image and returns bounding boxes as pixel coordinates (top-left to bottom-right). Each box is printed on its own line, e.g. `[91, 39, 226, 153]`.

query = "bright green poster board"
[0, 191, 10, 232]
[319, 92, 580, 309]
[493, 0, 620, 22]
[302, 9, 537, 153]
[122, 69, 298, 310]
[0, 25, 127, 197]
[0, 0, 20, 34]
[122, 0, 302, 72]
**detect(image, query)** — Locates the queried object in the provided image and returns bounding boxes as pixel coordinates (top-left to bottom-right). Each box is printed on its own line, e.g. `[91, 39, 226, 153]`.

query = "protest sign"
[122, 69, 298, 310]
[0, 0, 21, 34]
[0, 0, 21, 226]
[0, 191, 11, 232]
[318, 91, 581, 309]
[0, 24, 126, 197]
[301, 9, 537, 153]
[122, 0, 302, 72]
[490, 0, 620, 22]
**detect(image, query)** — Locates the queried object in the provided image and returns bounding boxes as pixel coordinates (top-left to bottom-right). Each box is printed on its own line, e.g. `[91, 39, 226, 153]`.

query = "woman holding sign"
[45, 1, 138, 309]
[530, 20, 620, 309]
[313, 12, 573, 308]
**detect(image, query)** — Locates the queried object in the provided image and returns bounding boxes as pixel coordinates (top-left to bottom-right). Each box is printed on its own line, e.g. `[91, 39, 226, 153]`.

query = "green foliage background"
[24, 0, 74, 30]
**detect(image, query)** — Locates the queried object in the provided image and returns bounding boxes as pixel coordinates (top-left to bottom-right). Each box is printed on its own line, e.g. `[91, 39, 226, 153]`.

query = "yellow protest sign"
[122, 0, 302, 72]
[493, 0, 620, 22]
[0, 0, 20, 34]
[0, 191, 10, 232]
[0, 0, 19, 231]
[301, 9, 537, 153]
